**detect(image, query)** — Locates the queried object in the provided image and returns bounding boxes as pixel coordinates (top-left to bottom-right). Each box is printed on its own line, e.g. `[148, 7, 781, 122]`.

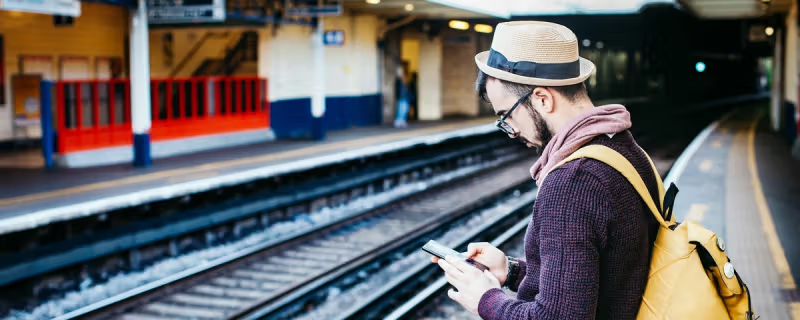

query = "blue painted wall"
[270, 94, 381, 138]
[270, 98, 313, 139]
[324, 94, 382, 131]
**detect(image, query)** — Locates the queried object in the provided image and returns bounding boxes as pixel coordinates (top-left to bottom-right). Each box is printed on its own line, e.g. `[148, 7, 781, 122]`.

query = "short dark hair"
[475, 71, 588, 107]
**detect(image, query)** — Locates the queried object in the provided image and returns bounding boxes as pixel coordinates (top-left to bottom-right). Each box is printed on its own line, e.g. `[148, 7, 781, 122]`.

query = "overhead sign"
[148, 0, 225, 24]
[285, 0, 342, 17]
[0, 0, 80, 17]
[747, 25, 769, 43]
[323, 30, 344, 46]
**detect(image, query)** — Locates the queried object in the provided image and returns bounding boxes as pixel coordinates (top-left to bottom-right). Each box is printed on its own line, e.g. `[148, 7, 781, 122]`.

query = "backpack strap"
[639, 147, 666, 213]
[553, 145, 670, 228]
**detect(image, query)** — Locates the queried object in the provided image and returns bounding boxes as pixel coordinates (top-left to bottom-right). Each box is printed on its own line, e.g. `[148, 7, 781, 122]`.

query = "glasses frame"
[495, 90, 533, 135]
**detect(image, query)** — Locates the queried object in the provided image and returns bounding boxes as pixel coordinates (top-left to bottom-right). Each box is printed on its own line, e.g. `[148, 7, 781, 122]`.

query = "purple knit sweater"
[478, 131, 661, 320]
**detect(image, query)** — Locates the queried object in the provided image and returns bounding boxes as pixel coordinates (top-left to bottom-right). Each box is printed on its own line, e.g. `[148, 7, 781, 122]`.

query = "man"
[432, 21, 661, 319]
[395, 62, 411, 128]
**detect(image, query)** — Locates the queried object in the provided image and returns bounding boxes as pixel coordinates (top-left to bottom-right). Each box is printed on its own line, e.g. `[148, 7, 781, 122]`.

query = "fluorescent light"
[474, 24, 493, 33]
[366, 0, 380, 4]
[405, 3, 414, 11]
[449, 20, 469, 30]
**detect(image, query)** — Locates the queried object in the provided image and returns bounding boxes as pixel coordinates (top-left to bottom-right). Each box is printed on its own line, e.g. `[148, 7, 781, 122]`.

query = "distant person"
[431, 21, 660, 319]
[408, 72, 419, 120]
[394, 64, 410, 128]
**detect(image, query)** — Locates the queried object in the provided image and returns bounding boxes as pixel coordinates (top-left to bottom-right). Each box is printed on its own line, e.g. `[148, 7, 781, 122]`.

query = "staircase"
[194, 31, 259, 76]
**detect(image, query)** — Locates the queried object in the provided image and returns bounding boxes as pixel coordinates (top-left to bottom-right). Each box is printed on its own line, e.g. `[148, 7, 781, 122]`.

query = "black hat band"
[487, 49, 580, 80]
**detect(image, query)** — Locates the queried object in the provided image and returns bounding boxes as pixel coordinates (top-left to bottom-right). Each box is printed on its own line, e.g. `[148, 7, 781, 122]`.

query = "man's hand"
[437, 255, 502, 314]
[431, 242, 508, 286]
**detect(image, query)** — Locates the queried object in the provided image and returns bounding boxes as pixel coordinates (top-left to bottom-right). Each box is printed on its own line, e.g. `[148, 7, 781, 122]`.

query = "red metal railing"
[56, 79, 132, 153]
[55, 76, 269, 154]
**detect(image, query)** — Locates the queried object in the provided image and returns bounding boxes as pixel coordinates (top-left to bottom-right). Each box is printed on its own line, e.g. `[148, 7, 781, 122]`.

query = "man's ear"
[533, 87, 555, 113]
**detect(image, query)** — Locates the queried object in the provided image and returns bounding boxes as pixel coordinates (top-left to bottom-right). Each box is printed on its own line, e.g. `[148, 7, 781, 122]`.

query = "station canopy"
[344, 0, 792, 20]
[342, 0, 679, 19]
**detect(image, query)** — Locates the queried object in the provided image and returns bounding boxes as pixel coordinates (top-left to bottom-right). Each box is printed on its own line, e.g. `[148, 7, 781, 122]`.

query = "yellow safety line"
[746, 110, 800, 319]
[0, 118, 493, 207]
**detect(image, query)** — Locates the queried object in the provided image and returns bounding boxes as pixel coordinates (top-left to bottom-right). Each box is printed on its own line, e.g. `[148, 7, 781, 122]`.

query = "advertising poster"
[0, 36, 4, 106]
[12, 74, 41, 127]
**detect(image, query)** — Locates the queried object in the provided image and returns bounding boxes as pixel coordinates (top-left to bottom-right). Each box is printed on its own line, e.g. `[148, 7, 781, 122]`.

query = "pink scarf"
[530, 104, 632, 182]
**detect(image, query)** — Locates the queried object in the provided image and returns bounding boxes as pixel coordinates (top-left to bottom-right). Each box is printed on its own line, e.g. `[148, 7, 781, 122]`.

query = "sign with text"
[0, 0, 80, 17]
[285, 0, 342, 17]
[323, 30, 344, 46]
[148, 0, 225, 24]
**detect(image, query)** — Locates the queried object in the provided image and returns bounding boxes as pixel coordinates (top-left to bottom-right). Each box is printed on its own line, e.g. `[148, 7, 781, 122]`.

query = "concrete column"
[786, 2, 800, 158]
[311, 19, 326, 140]
[418, 36, 442, 120]
[130, 0, 152, 167]
[257, 28, 271, 79]
[771, 27, 784, 133]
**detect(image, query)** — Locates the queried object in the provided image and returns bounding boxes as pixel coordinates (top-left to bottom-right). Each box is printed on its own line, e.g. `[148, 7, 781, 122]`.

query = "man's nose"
[508, 127, 519, 139]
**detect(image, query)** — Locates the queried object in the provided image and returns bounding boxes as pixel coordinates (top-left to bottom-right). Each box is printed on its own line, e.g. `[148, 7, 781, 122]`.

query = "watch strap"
[504, 256, 520, 289]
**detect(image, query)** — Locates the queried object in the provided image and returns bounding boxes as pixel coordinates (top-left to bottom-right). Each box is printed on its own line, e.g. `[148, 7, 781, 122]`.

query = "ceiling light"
[596, 41, 604, 49]
[449, 20, 469, 30]
[766, 26, 774, 36]
[696, 62, 706, 73]
[405, 3, 414, 11]
[366, 0, 380, 4]
[582, 39, 591, 47]
[474, 24, 493, 33]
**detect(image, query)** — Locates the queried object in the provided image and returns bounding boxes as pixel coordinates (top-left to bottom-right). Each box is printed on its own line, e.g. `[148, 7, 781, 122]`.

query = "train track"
[53, 150, 537, 320]
[2, 135, 522, 319]
[380, 217, 530, 320]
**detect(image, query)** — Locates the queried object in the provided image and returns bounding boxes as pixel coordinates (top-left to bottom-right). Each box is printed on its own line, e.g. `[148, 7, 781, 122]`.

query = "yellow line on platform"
[684, 203, 708, 222]
[0, 119, 492, 207]
[746, 110, 800, 319]
[699, 159, 713, 172]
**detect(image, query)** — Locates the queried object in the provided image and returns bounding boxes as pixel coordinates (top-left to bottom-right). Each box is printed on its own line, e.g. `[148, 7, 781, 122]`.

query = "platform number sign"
[324, 30, 345, 46]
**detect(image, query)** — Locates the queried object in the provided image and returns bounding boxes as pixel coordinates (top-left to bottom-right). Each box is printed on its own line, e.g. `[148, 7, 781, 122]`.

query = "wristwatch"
[503, 256, 521, 289]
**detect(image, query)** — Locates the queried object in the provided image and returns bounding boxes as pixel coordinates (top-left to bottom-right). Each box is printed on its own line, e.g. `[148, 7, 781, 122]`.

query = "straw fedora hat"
[475, 21, 595, 87]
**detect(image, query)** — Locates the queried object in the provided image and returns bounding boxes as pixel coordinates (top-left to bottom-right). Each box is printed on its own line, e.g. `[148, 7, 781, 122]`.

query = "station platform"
[668, 103, 800, 319]
[0, 117, 496, 236]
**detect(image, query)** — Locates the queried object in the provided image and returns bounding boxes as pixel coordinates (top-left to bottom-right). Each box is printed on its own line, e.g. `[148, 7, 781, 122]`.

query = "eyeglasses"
[495, 90, 533, 136]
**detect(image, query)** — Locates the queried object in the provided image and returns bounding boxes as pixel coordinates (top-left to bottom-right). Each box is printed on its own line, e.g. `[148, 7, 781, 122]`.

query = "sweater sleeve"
[478, 165, 612, 320]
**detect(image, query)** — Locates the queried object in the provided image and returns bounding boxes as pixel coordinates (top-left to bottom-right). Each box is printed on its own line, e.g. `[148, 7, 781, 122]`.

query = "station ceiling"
[341, 0, 501, 19]
[679, 0, 793, 19]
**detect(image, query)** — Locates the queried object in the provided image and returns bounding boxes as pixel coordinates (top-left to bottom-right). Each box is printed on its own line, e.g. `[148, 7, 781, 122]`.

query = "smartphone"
[422, 239, 488, 272]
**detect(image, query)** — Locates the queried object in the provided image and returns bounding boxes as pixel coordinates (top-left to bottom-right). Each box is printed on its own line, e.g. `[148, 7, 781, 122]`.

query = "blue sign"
[324, 30, 345, 46]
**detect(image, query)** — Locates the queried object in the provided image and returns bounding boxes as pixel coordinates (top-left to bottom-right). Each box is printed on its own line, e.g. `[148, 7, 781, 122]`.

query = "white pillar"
[130, 0, 152, 167]
[311, 19, 326, 140]
[418, 36, 442, 120]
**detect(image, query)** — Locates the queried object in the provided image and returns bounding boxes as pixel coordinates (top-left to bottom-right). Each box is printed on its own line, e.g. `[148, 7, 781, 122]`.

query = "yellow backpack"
[553, 145, 756, 320]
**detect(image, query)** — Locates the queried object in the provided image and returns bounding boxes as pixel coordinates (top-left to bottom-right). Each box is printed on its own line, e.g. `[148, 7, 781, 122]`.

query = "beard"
[519, 106, 553, 155]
